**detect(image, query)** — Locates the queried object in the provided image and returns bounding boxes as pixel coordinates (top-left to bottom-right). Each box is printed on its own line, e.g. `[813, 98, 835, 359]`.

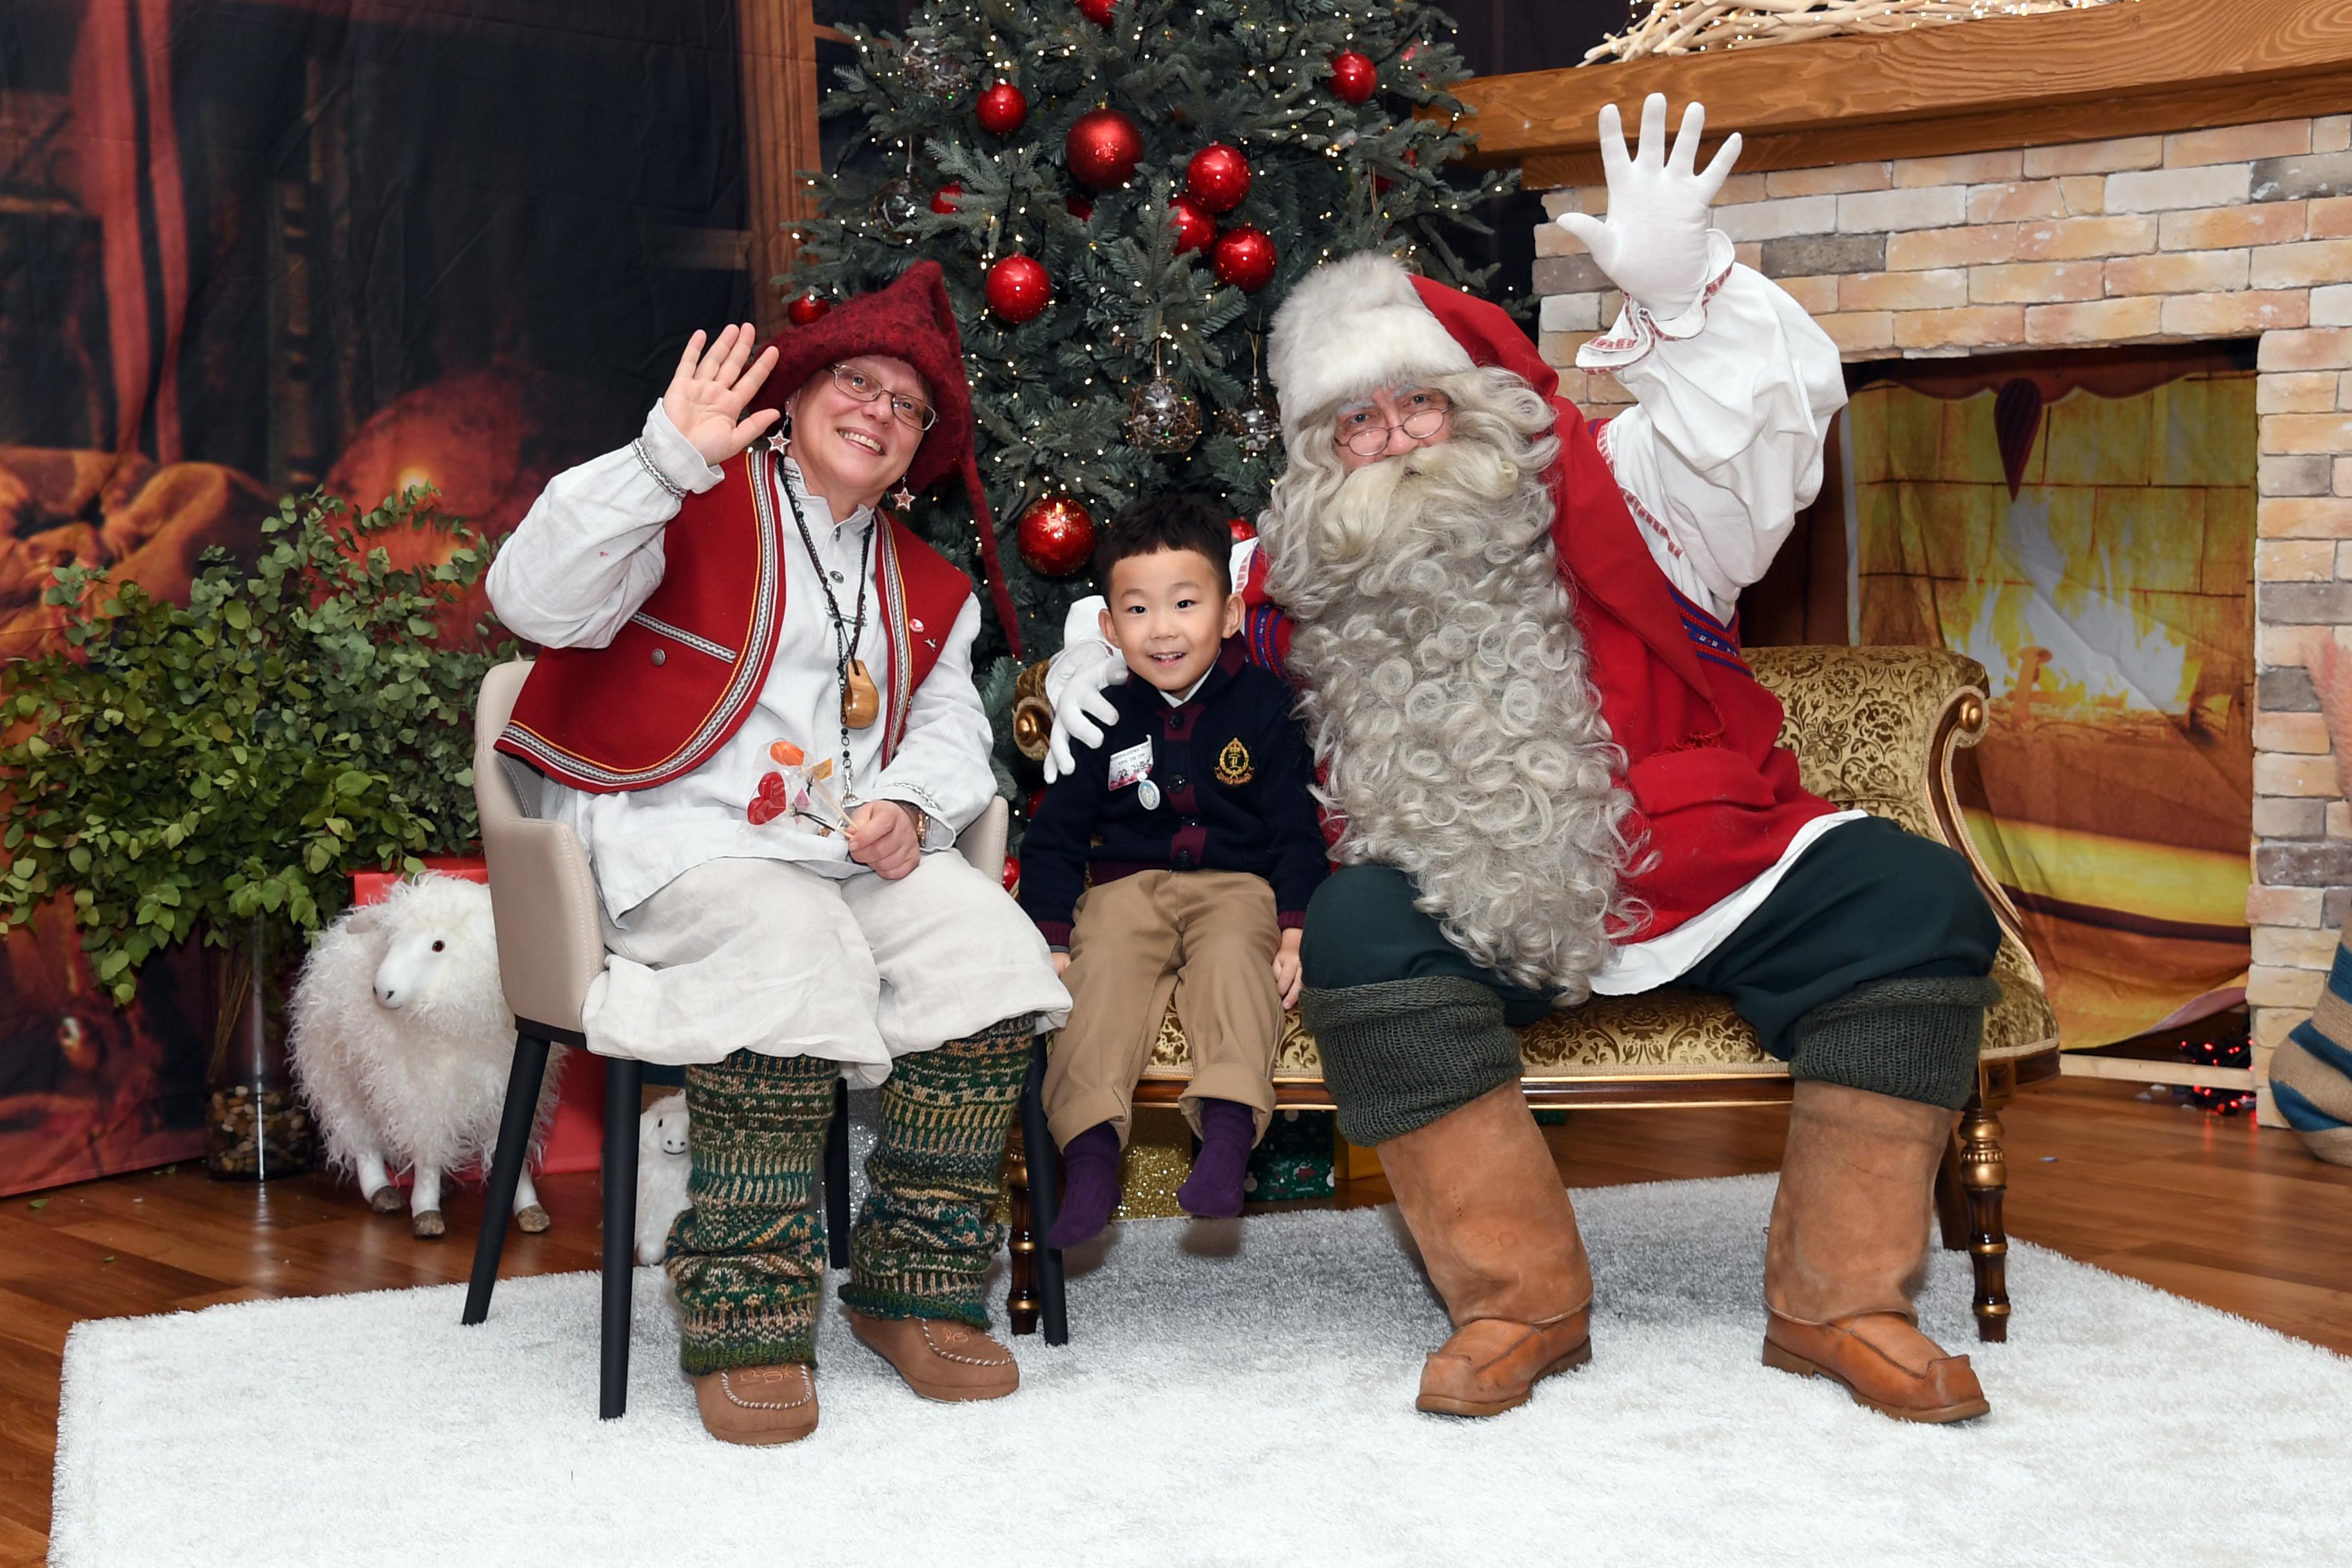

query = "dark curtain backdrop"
[0, 0, 752, 1195]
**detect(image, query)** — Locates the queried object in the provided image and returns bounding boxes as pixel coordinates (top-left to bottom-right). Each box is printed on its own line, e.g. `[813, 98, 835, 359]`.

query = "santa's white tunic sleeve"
[1578, 230, 1849, 623]
[1576, 233, 1867, 994]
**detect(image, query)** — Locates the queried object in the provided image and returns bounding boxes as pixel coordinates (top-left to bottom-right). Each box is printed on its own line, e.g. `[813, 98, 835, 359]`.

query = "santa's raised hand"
[1556, 94, 1741, 318]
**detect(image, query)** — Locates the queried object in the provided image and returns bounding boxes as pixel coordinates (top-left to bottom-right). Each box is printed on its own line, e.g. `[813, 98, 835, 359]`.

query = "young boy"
[1020, 494, 1327, 1245]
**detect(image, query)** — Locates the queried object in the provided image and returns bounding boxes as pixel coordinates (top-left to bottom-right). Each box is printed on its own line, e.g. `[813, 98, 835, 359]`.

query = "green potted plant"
[0, 487, 512, 1178]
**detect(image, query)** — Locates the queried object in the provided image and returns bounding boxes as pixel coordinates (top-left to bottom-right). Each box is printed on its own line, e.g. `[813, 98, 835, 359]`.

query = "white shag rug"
[52, 1173, 2349, 1568]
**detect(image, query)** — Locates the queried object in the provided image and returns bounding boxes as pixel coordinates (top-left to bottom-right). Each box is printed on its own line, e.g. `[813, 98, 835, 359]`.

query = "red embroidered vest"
[1240, 411, 1838, 943]
[500, 442, 975, 793]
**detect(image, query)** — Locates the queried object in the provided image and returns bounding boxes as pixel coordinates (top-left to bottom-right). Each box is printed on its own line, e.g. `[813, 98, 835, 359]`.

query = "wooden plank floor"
[5, 1076, 2349, 1563]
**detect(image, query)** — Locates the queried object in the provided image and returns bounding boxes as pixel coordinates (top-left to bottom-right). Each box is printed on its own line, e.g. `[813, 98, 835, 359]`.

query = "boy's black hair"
[1094, 492, 1233, 594]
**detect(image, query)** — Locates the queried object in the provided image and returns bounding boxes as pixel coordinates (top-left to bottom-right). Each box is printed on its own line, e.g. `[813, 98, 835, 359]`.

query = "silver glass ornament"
[1215, 396, 1282, 458]
[899, 39, 972, 101]
[871, 177, 923, 240]
[1125, 377, 1204, 453]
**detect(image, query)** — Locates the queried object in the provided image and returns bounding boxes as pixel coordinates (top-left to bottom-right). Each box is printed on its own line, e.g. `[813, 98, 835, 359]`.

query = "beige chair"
[1001, 645, 2062, 1344]
[456, 658, 1027, 1416]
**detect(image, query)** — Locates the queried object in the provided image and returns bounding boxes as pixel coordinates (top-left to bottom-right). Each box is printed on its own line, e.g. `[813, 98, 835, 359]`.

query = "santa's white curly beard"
[1260, 367, 1642, 998]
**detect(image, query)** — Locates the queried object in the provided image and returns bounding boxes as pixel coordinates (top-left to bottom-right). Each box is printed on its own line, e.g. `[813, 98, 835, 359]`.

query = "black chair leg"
[1017, 1034, 1069, 1346]
[825, 1077, 851, 1269]
[461, 1030, 551, 1327]
[600, 1055, 643, 1420]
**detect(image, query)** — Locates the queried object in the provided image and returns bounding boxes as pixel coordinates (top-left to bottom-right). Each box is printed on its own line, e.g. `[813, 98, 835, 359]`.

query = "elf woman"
[487, 264, 1070, 1445]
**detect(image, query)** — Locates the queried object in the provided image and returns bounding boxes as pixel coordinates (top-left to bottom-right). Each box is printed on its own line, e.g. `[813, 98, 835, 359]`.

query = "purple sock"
[1176, 1099, 1257, 1219]
[1046, 1121, 1121, 1249]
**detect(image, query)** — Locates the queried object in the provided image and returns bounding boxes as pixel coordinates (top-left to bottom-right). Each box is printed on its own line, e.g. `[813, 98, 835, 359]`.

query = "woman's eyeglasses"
[831, 364, 937, 431]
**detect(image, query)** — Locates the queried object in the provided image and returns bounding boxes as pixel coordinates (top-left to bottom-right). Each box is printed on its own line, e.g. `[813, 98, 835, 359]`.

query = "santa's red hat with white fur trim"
[1266, 250, 1563, 443]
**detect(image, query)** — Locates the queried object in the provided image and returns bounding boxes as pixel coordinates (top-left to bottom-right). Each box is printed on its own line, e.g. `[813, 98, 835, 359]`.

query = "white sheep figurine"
[289, 872, 563, 1239]
[634, 1093, 692, 1265]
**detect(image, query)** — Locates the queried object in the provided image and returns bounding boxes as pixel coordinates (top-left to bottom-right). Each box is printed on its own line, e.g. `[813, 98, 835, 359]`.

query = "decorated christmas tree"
[783, 0, 1514, 674]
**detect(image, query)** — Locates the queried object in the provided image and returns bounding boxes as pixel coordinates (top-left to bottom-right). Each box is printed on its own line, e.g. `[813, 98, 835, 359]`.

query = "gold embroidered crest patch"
[1215, 737, 1253, 785]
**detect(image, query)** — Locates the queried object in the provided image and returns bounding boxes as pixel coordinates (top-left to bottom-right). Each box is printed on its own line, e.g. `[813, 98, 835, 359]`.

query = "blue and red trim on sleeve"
[1665, 581, 1750, 676]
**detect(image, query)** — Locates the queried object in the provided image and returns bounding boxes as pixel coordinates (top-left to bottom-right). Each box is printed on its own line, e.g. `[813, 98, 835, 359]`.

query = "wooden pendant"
[842, 659, 881, 729]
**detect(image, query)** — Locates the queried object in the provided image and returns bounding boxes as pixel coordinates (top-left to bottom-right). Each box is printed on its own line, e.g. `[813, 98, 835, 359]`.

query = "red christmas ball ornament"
[1210, 225, 1277, 293]
[1228, 516, 1257, 542]
[1016, 496, 1097, 576]
[976, 81, 1028, 136]
[1001, 854, 1021, 893]
[1184, 142, 1252, 214]
[1075, 0, 1115, 23]
[1168, 195, 1215, 253]
[1329, 50, 1377, 104]
[1066, 191, 1095, 222]
[786, 293, 831, 326]
[1066, 107, 1144, 190]
[930, 182, 965, 215]
[985, 254, 1052, 324]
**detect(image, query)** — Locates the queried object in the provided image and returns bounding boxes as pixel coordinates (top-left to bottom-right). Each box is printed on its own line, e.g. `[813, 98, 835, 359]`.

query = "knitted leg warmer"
[840, 1016, 1033, 1328]
[665, 1048, 839, 1375]
[1789, 975, 2004, 1112]
[1300, 976, 1525, 1148]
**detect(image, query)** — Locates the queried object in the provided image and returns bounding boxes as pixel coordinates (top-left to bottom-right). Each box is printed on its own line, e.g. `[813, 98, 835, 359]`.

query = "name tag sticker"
[1107, 740, 1153, 792]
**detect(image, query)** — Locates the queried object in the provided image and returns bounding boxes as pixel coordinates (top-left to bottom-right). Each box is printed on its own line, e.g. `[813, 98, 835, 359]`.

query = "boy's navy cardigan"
[1019, 636, 1328, 948]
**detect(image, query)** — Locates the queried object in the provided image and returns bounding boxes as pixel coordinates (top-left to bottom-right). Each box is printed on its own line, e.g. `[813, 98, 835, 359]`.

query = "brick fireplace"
[1458, 1, 2352, 1119]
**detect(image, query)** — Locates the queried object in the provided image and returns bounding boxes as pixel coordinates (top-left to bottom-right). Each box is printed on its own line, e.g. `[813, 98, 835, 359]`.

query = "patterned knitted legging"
[667, 1017, 1032, 1374]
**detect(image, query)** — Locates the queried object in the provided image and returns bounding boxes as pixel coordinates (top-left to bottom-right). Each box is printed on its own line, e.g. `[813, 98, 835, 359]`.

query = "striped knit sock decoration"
[840, 1016, 1034, 1328]
[665, 1048, 839, 1373]
[2273, 939, 2352, 1167]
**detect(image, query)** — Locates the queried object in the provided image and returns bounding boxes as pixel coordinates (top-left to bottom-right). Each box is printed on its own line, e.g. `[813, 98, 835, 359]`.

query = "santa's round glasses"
[831, 364, 937, 431]
[1333, 389, 1452, 456]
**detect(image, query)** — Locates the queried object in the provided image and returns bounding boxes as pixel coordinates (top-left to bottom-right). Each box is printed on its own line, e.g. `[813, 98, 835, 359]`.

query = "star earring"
[888, 476, 915, 511]
[769, 404, 794, 452]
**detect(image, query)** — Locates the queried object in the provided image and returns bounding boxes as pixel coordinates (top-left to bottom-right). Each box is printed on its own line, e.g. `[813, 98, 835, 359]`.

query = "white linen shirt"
[485, 404, 996, 923]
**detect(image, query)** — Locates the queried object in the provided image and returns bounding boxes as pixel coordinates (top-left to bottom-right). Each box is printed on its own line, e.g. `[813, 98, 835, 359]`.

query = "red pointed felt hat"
[756, 262, 1021, 656]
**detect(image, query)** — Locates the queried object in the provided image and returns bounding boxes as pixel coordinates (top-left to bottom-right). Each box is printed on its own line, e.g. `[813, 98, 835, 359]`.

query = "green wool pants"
[664, 1015, 1032, 1375]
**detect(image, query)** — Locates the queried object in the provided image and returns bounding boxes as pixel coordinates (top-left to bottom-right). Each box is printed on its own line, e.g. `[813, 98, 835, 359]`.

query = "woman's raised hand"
[662, 323, 784, 466]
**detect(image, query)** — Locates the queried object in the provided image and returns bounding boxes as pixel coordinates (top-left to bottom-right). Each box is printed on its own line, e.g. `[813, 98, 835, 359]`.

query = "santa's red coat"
[498, 442, 973, 792]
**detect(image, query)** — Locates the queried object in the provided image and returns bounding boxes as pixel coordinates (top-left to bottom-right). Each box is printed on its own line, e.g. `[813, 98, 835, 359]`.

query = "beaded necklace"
[778, 466, 879, 788]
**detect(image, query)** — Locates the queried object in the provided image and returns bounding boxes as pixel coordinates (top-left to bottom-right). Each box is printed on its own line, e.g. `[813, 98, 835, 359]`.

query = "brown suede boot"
[691, 1363, 819, 1446]
[1762, 1080, 1990, 1424]
[1376, 1082, 1592, 1417]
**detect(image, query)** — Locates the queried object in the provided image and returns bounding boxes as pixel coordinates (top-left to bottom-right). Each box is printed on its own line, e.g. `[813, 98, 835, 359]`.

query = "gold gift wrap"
[1113, 1106, 1195, 1219]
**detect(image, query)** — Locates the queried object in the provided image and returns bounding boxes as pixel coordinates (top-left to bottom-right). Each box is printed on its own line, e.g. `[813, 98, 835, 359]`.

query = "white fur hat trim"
[1267, 250, 1473, 436]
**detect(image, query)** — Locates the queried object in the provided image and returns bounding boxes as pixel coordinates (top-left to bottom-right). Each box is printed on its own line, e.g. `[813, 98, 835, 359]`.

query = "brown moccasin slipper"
[847, 1310, 1019, 1402]
[692, 1362, 819, 1445]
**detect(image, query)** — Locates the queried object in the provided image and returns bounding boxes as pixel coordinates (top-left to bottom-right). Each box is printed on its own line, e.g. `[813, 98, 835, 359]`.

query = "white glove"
[1556, 94, 1741, 318]
[1042, 595, 1124, 783]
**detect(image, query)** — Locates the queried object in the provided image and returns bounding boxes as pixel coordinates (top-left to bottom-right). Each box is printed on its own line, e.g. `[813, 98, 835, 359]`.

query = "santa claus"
[1048, 97, 2003, 1424]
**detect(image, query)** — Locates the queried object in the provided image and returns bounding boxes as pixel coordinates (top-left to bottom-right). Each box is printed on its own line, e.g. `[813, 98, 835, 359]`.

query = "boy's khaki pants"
[1043, 869, 1282, 1150]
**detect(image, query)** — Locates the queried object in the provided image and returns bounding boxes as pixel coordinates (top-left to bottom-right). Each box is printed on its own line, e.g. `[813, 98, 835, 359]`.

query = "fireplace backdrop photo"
[1847, 351, 2257, 1048]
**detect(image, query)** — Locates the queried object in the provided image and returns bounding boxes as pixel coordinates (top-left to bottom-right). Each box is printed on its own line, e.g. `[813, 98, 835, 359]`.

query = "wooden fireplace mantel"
[1449, 0, 2352, 186]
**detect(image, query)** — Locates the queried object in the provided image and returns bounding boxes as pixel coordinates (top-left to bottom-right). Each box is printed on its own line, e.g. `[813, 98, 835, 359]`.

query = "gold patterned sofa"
[1003, 645, 2062, 1344]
